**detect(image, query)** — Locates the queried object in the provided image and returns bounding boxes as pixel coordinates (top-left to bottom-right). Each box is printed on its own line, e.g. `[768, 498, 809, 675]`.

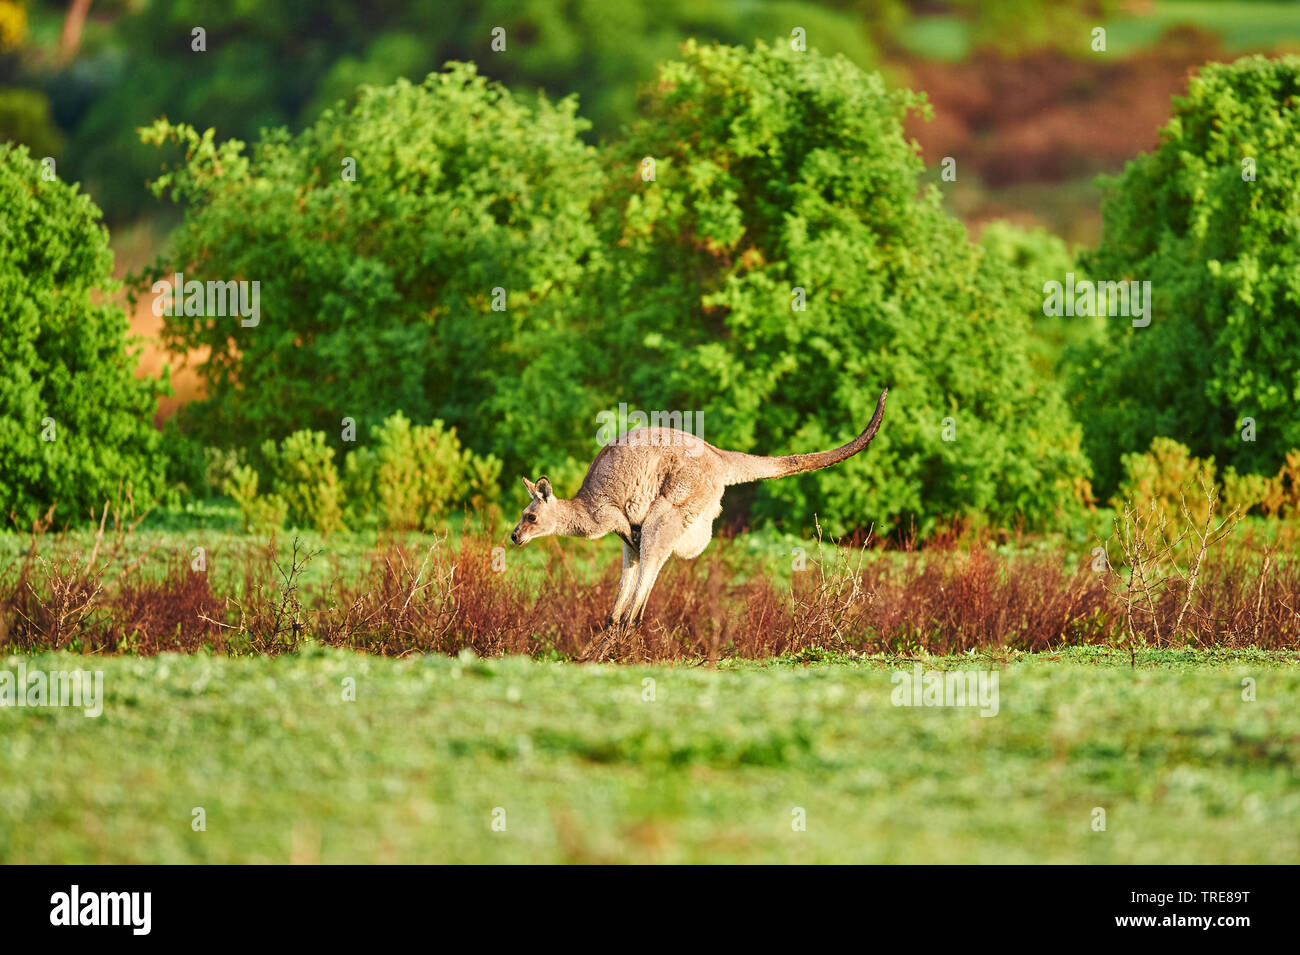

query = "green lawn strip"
[896, 4, 1300, 61]
[1, 646, 1296, 862]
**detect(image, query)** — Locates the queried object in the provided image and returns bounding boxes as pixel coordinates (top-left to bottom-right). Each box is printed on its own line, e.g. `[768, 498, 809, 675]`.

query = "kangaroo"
[511, 389, 888, 656]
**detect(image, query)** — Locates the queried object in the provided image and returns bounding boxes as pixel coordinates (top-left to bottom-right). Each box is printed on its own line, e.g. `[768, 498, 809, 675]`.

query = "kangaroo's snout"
[510, 529, 520, 545]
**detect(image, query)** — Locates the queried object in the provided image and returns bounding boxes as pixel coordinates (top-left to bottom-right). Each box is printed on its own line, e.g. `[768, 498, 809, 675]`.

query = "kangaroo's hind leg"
[624, 502, 691, 627]
[607, 541, 640, 628]
[674, 504, 720, 560]
[579, 542, 640, 663]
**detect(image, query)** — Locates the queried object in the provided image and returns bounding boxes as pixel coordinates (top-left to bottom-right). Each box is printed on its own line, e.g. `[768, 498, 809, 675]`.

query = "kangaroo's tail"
[721, 389, 888, 487]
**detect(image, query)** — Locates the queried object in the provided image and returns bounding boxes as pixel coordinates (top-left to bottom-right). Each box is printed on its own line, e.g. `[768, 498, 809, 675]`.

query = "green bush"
[1221, 466, 1273, 517]
[978, 220, 1104, 379]
[345, 413, 501, 532]
[223, 416, 499, 534]
[158, 417, 206, 498]
[0, 143, 166, 525]
[1257, 450, 1300, 520]
[1111, 436, 1217, 527]
[139, 44, 1099, 536]
[1077, 55, 1300, 496]
[201, 445, 246, 498]
[143, 63, 601, 474]
[500, 42, 1093, 538]
[261, 430, 345, 535]
[1114, 438, 1300, 523]
[224, 464, 288, 536]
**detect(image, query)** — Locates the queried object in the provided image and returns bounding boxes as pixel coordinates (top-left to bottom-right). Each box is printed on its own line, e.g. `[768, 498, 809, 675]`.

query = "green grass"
[2, 645, 1296, 863]
[896, 2, 1300, 61]
[895, 15, 972, 61]
[1105, 1, 1300, 56]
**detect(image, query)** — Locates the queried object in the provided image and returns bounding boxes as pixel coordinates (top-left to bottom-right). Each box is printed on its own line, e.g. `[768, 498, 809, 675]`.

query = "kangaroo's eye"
[525, 514, 537, 523]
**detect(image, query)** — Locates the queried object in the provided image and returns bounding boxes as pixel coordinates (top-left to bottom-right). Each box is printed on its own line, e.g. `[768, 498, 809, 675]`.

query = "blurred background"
[4, 0, 1298, 416]
[3, 1, 1300, 542]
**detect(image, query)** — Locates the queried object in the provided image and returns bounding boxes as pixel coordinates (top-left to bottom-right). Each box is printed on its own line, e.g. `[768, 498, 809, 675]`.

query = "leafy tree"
[503, 41, 1092, 537]
[143, 64, 602, 469]
[0, 142, 166, 524]
[978, 220, 1103, 379]
[62, 0, 880, 221]
[470, 0, 880, 138]
[1075, 55, 1300, 496]
[143, 43, 1094, 536]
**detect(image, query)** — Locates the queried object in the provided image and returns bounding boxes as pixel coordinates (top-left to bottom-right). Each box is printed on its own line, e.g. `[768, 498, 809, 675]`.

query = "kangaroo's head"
[511, 476, 557, 546]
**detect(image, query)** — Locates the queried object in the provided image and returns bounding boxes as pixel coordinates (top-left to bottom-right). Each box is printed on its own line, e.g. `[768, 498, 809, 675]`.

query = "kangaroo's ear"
[521, 476, 538, 499]
[535, 476, 554, 502]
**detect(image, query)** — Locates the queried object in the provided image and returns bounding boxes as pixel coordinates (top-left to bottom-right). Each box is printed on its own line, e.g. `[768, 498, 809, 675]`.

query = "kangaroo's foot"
[579, 617, 634, 662]
[578, 631, 615, 663]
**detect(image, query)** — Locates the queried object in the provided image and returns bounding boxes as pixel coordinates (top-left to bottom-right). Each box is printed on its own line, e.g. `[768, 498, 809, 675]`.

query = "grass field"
[897, 2, 1300, 61]
[3, 645, 1297, 863]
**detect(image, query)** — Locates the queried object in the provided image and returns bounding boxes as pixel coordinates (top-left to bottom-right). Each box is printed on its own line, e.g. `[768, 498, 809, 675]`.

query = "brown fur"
[511, 389, 888, 656]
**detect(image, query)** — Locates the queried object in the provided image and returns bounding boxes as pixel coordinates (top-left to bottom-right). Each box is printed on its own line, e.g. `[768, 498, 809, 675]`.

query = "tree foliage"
[148, 45, 1093, 537]
[1076, 55, 1300, 496]
[65, 0, 880, 220]
[978, 220, 1103, 380]
[0, 143, 165, 524]
[143, 64, 602, 467]
[512, 42, 1091, 537]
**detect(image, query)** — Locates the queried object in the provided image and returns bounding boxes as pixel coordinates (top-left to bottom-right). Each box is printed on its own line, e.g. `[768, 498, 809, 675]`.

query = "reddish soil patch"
[127, 290, 207, 425]
[109, 224, 206, 425]
[900, 26, 1231, 186]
